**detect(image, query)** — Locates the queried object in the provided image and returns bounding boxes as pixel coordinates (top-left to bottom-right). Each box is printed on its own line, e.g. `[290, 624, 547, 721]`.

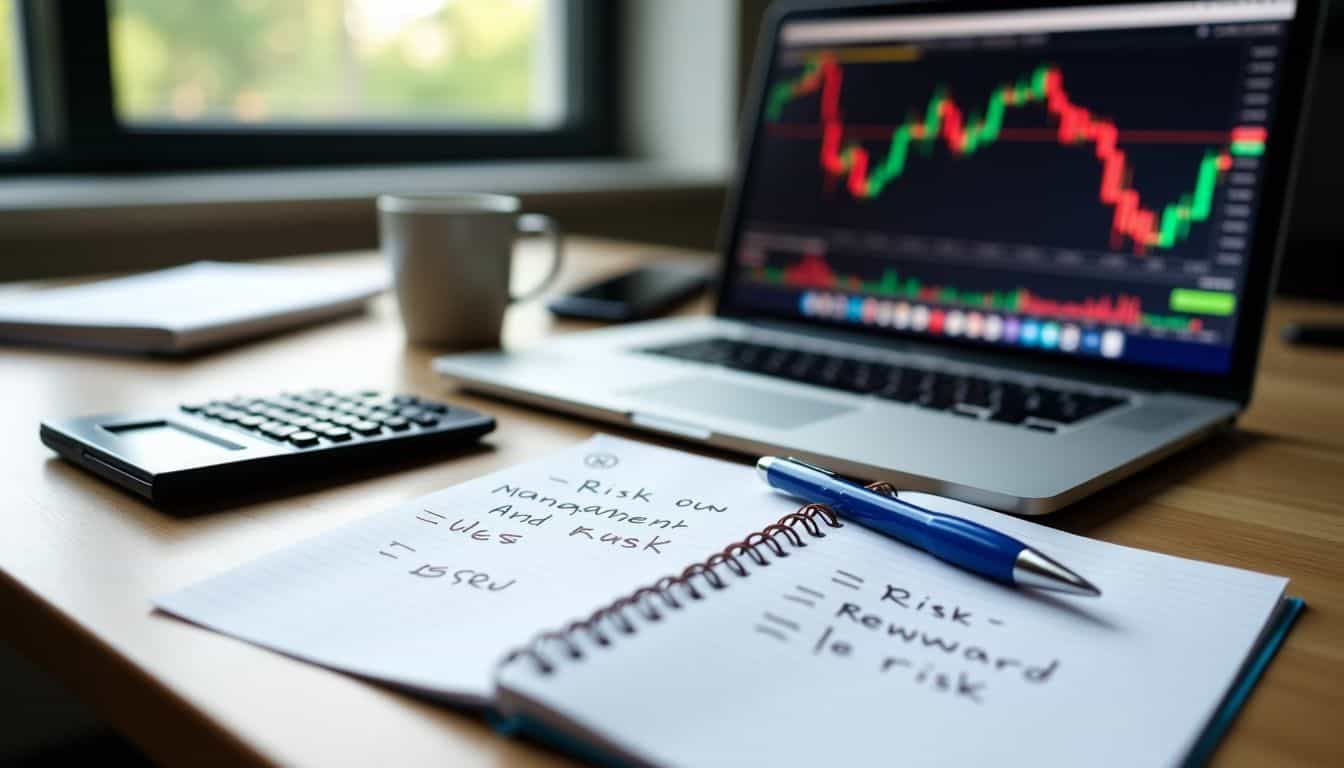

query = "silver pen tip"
[755, 456, 776, 484]
[1013, 548, 1101, 597]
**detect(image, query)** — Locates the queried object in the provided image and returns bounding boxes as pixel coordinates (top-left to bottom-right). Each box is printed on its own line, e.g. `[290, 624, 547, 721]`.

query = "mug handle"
[511, 213, 564, 303]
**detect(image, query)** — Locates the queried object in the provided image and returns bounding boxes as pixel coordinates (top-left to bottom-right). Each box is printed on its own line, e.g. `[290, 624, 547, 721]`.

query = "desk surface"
[2, 238, 1342, 767]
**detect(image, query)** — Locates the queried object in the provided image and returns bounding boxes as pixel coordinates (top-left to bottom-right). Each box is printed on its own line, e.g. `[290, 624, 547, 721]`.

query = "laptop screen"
[724, 0, 1299, 375]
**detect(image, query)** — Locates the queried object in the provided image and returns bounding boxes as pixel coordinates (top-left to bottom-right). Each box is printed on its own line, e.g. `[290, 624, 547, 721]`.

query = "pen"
[756, 456, 1101, 597]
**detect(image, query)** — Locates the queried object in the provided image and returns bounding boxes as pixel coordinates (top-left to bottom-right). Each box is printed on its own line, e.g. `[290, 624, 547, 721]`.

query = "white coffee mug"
[378, 193, 563, 348]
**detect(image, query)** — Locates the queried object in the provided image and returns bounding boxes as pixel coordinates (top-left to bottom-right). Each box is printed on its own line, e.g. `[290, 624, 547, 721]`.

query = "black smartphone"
[547, 263, 711, 322]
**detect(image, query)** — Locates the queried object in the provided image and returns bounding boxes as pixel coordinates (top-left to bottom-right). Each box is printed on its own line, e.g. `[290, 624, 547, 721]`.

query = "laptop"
[436, 0, 1324, 514]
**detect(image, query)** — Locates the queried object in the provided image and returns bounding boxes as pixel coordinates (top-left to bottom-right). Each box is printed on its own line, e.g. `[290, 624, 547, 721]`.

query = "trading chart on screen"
[727, 2, 1295, 374]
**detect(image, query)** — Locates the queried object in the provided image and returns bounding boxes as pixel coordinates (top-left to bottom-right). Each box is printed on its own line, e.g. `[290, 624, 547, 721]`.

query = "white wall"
[622, 0, 737, 174]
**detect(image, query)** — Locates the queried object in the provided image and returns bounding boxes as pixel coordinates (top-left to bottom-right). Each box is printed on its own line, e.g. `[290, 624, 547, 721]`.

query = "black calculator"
[40, 389, 495, 508]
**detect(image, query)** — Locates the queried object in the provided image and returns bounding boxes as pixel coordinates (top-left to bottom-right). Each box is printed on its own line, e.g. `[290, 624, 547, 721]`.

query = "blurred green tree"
[0, 0, 20, 146]
[110, 0, 547, 125]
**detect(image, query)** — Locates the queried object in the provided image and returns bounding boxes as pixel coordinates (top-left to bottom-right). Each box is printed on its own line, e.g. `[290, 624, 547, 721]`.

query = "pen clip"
[784, 457, 837, 476]
[785, 457, 899, 498]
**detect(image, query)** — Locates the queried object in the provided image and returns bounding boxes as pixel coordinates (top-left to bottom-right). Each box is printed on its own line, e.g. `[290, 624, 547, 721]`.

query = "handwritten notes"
[155, 434, 799, 704]
[751, 564, 1056, 706]
[494, 492, 1291, 767]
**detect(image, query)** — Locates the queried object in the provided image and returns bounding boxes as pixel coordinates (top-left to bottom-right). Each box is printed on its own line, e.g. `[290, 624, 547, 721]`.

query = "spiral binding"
[501, 481, 898, 676]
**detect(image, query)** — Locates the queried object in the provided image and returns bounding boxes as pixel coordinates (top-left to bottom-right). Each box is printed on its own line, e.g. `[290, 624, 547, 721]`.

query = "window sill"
[0, 159, 730, 280]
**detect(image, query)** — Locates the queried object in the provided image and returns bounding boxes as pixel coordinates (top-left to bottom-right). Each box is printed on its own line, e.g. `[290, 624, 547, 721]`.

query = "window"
[0, 0, 25, 149]
[1, 0, 613, 172]
[109, 0, 565, 128]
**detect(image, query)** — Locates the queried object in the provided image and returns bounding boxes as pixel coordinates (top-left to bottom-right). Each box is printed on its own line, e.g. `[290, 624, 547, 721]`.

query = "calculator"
[40, 389, 495, 508]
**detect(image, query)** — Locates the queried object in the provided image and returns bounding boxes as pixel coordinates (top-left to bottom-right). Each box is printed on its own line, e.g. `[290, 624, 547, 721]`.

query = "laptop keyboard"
[643, 337, 1128, 433]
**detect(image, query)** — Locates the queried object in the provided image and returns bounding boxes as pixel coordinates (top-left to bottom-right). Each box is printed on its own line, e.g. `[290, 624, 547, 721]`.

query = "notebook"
[157, 435, 1300, 765]
[0, 261, 387, 354]
[493, 486, 1302, 767]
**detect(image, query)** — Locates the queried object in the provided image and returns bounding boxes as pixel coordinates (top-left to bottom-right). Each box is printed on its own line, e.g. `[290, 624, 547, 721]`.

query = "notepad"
[494, 488, 1299, 767]
[158, 435, 1299, 765]
[0, 261, 387, 353]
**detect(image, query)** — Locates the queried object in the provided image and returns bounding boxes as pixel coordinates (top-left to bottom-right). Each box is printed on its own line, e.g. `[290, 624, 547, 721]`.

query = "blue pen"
[757, 456, 1100, 597]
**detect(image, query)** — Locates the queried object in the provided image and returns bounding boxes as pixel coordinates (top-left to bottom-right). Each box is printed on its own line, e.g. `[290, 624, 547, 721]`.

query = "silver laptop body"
[437, 0, 1321, 514]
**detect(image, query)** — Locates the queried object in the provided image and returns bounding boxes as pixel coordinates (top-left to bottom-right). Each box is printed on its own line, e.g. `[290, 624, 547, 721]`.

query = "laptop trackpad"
[625, 377, 853, 430]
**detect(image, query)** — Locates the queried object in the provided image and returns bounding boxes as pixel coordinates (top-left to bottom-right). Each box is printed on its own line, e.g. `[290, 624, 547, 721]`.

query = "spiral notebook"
[491, 455, 1301, 767]
[157, 435, 1300, 766]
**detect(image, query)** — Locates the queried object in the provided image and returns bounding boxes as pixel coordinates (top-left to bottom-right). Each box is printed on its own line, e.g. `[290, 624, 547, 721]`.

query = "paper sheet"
[0, 261, 387, 351]
[0, 261, 387, 329]
[156, 435, 802, 704]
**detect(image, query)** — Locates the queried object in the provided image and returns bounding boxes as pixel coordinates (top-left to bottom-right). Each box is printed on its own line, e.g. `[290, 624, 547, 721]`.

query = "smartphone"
[547, 263, 711, 322]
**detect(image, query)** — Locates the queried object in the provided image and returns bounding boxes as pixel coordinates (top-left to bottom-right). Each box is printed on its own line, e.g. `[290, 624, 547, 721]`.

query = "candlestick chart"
[753, 43, 1262, 261]
[765, 53, 1262, 254]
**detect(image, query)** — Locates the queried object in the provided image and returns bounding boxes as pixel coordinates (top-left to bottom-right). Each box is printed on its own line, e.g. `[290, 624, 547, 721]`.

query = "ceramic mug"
[378, 193, 563, 348]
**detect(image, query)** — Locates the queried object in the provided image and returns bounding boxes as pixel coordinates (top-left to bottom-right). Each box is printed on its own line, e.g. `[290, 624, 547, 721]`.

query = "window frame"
[2, 0, 618, 173]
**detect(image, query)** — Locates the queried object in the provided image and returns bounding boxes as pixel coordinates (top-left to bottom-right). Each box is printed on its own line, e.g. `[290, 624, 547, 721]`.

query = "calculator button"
[392, 395, 418, 405]
[382, 416, 410, 431]
[331, 414, 359, 426]
[398, 407, 423, 418]
[419, 401, 449, 413]
[410, 414, 440, 427]
[217, 410, 246, 423]
[264, 424, 298, 439]
[180, 402, 208, 413]
[321, 427, 352, 441]
[237, 415, 265, 428]
[288, 431, 320, 447]
[287, 416, 316, 428]
[351, 421, 382, 436]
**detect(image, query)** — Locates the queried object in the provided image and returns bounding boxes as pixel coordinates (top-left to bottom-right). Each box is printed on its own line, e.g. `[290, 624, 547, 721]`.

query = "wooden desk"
[2, 238, 1342, 767]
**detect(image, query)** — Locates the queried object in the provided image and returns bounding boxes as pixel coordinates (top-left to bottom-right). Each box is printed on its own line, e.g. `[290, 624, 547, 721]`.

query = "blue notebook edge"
[1182, 595, 1306, 768]
[490, 710, 633, 768]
